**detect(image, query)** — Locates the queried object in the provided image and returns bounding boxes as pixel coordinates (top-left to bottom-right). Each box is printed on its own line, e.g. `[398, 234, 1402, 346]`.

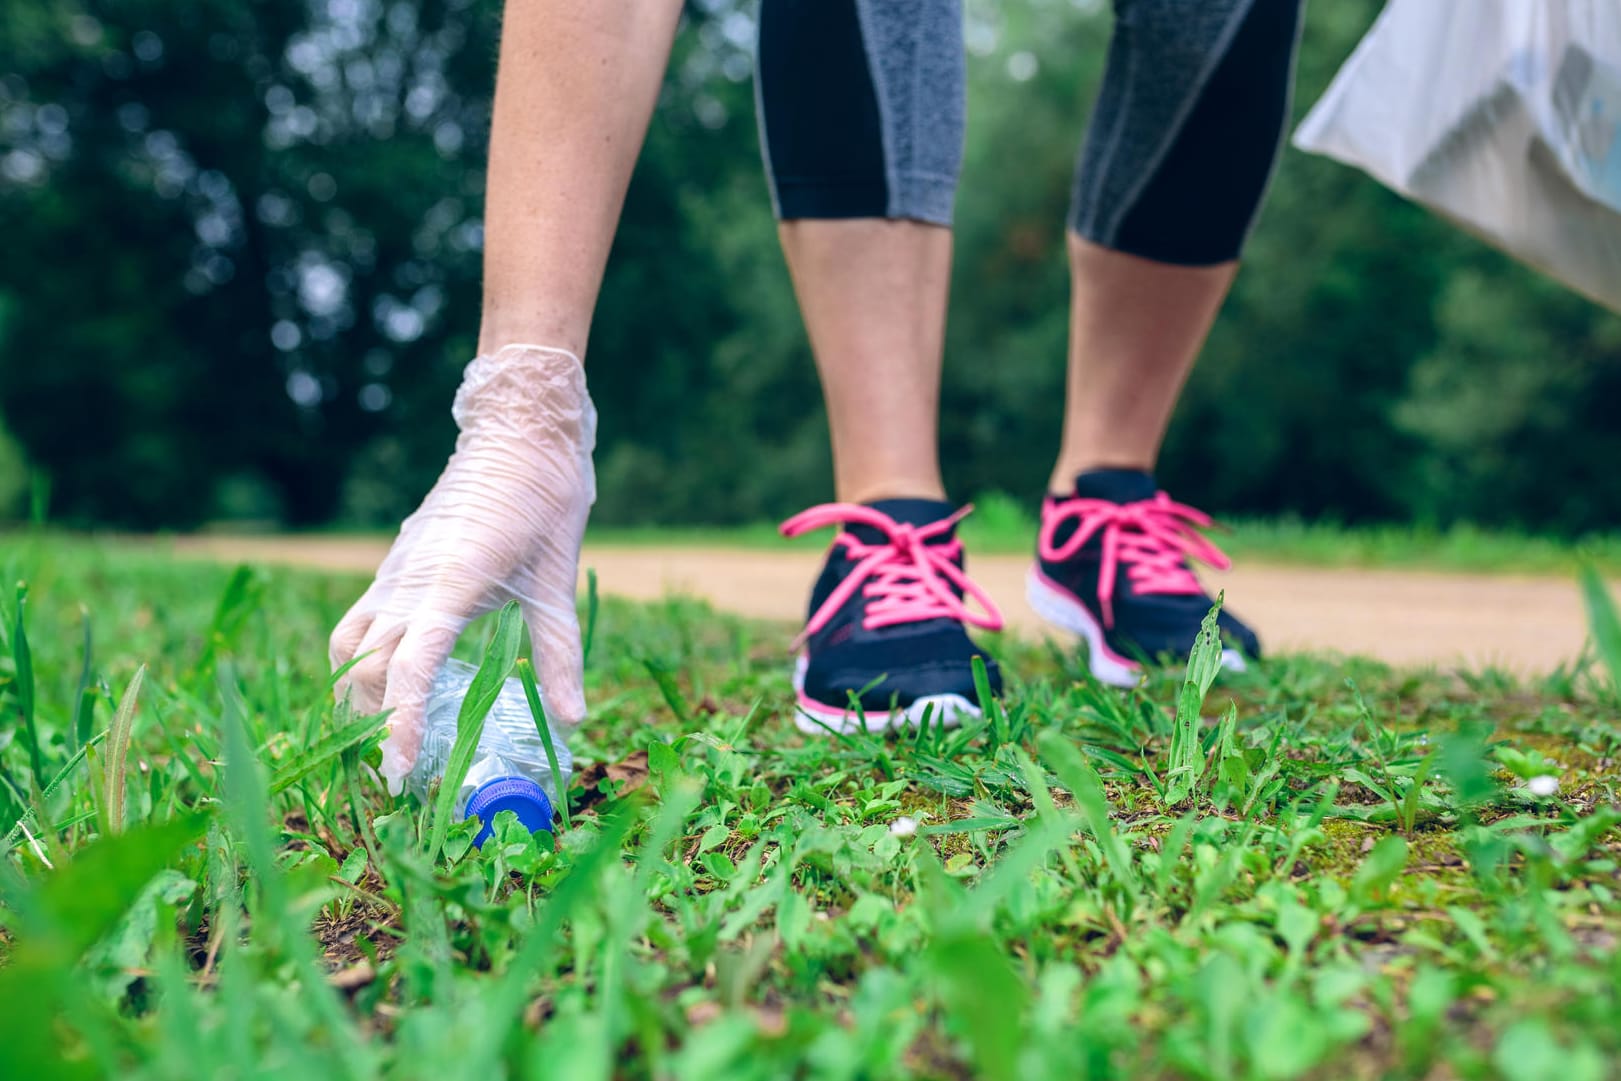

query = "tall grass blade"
[218, 666, 374, 1080]
[643, 656, 690, 723]
[516, 657, 571, 831]
[194, 565, 260, 679]
[969, 807, 1078, 921]
[10, 583, 42, 784]
[1578, 563, 1621, 693]
[102, 665, 145, 835]
[1036, 729, 1141, 903]
[971, 654, 1006, 746]
[72, 608, 95, 753]
[583, 566, 600, 667]
[1399, 751, 1437, 835]
[478, 801, 641, 1073]
[218, 665, 282, 918]
[426, 602, 523, 862]
[1164, 599, 1224, 806]
[26, 471, 48, 526]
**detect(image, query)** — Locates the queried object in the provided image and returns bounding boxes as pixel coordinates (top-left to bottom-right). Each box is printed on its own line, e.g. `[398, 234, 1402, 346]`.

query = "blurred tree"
[1393, 255, 1621, 533]
[0, 0, 1617, 533]
[0, 0, 492, 526]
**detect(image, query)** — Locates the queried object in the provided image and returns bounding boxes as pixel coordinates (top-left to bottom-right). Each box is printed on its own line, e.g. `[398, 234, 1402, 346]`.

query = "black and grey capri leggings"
[755, 0, 1304, 267]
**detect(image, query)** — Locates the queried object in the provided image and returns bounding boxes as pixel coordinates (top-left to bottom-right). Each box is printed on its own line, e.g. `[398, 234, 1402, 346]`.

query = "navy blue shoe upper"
[797, 498, 1003, 713]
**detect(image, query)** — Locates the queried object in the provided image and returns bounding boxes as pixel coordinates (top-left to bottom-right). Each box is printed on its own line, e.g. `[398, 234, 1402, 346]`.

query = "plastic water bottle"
[406, 659, 573, 846]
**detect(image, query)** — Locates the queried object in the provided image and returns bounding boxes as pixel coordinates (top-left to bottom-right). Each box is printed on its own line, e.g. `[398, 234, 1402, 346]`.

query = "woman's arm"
[329, 0, 684, 789]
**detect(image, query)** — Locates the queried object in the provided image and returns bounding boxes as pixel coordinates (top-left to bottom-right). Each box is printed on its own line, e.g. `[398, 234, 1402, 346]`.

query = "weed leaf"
[269, 706, 390, 795]
[1350, 835, 1408, 905]
[927, 929, 1028, 1081]
[25, 812, 208, 960]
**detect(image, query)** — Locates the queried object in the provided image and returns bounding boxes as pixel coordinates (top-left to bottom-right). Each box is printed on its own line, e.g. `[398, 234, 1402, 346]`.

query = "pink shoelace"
[1038, 491, 1232, 629]
[780, 503, 1005, 651]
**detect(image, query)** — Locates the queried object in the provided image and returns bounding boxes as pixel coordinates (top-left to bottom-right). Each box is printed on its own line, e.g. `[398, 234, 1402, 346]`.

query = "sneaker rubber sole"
[789, 653, 982, 736]
[1025, 566, 1247, 688]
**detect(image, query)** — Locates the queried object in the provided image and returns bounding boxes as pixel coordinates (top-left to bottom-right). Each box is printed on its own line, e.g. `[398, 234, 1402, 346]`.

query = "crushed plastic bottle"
[406, 658, 573, 846]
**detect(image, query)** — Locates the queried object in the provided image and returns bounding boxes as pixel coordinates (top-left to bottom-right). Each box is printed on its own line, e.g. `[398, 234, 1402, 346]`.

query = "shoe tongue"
[847, 498, 957, 545]
[1069, 468, 1157, 504]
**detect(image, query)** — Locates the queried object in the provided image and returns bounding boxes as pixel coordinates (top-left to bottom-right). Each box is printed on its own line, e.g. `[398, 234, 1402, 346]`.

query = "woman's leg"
[758, 0, 1002, 733]
[1049, 240, 1235, 489]
[776, 219, 952, 504]
[757, 0, 964, 505]
[1032, 0, 1303, 683]
[1051, 0, 1302, 491]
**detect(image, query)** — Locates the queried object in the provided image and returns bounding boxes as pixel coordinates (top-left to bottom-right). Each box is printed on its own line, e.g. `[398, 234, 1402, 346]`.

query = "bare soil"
[167, 534, 1601, 675]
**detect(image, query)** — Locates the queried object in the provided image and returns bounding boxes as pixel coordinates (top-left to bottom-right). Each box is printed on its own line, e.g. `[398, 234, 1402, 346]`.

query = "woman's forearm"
[477, 0, 684, 357]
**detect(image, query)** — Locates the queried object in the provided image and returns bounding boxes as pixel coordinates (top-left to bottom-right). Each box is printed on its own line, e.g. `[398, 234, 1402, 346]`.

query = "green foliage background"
[0, 0, 1617, 532]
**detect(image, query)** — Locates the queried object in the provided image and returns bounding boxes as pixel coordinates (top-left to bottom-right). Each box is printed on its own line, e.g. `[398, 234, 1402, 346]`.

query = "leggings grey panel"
[854, 0, 966, 223]
[1071, 0, 1305, 264]
[755, 0, 964, 225]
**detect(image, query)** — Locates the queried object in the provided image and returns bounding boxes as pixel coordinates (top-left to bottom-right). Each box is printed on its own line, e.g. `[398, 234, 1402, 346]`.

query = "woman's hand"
[328, 344, 596, 792]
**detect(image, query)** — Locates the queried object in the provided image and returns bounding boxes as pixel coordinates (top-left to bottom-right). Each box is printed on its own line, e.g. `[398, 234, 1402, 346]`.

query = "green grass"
[1, 535, 1619, 1080]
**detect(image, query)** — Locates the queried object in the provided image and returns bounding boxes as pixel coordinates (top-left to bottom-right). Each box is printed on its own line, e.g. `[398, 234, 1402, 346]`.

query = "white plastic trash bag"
[1294, 0, 1621, 313]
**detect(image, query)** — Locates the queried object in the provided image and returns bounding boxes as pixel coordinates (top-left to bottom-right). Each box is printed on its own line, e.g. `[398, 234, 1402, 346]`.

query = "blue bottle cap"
[464, 776, 555, 848]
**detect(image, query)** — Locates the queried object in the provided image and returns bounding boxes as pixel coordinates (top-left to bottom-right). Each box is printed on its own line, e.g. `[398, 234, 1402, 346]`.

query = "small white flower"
[1527, 775, 1559, 797]
[890, 815, 919, 837]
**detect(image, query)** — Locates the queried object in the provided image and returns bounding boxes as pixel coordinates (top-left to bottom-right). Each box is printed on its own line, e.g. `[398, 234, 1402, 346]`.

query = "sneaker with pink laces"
[781, 499, 1005, 734]
[1026, 469, 1259, 686]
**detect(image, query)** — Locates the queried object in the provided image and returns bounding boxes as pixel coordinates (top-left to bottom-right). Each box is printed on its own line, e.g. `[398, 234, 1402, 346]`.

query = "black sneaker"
[780, 499, 1005, 734]
[1026, 469, 1259, 686]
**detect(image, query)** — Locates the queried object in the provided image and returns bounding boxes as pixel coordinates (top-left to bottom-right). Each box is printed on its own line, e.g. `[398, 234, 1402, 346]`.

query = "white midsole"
[790, 653, 981, 736]
[1025, 567, 1246, 687]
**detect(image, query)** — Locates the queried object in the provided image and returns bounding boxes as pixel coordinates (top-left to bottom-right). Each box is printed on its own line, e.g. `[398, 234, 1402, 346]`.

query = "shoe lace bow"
[780, 503, 1005, 650]
[1037, 492, 1231, 628]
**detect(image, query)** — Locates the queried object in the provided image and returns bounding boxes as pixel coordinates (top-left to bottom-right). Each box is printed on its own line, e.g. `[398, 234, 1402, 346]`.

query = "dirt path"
[167, 535, 1604, 675]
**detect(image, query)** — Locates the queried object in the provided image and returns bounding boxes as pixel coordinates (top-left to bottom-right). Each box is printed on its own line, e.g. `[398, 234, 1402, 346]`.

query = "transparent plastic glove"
[328, 344, 596, 794]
